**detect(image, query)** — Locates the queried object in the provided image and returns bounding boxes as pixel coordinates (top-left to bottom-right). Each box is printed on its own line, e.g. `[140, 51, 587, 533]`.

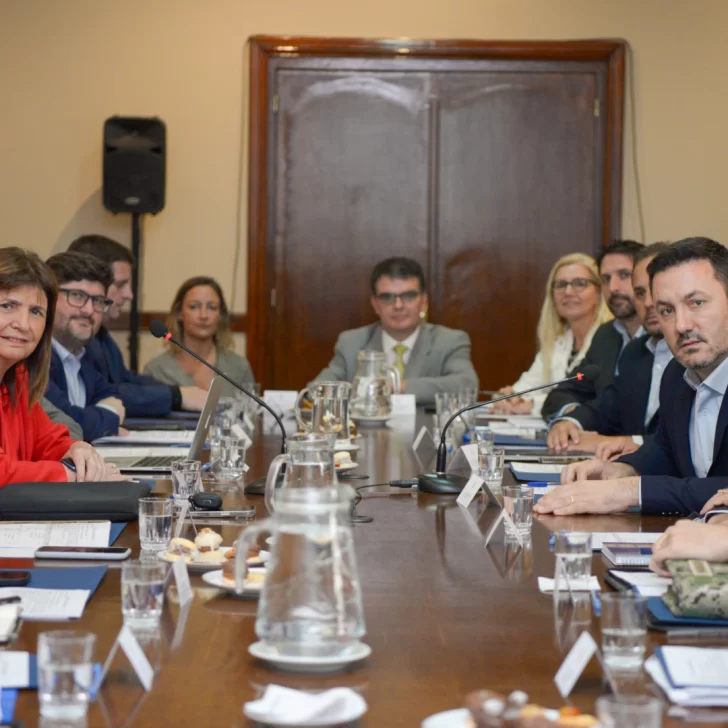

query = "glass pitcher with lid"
[264, 433, 338, 514]
[235, 485, 366, 658]
[350, 350, 400, 418]
[294, 381, 352, 446]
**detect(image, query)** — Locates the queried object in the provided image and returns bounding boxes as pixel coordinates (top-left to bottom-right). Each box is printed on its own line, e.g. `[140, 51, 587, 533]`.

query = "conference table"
[11, 413, 704, 727]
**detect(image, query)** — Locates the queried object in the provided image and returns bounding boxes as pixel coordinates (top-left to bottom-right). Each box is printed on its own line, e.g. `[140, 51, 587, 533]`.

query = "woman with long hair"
[494, 253, 612, 416]
[0, 248, 113, 483]
[144, 276, 254, 397]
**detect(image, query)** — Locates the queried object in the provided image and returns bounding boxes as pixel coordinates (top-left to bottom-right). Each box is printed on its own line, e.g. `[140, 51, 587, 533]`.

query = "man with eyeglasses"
[44, 252, 126, 442]
[313, 257, 478, 404]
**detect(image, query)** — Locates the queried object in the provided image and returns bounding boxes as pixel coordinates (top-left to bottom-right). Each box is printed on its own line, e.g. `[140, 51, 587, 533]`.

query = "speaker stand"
[129, 212, 142, 372]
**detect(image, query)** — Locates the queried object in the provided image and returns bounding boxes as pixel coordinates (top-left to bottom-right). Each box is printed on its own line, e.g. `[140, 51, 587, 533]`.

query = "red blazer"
[0, 368, 75, 485]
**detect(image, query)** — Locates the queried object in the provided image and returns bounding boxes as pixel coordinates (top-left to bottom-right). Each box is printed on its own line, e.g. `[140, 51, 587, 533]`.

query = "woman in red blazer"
[0, 248, 115, 484]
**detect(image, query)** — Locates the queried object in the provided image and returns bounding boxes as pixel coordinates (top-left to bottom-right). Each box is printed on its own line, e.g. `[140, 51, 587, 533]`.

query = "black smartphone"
[0, 571, 31, 587]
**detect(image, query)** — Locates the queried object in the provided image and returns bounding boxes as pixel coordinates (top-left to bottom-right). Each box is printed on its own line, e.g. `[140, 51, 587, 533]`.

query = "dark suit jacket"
[619, 358, 728, 515]
[541, 322, 624, 421]
[86, 327, 173, 417]
[45, 348, 120, 442]
[566, 334, 659, 437]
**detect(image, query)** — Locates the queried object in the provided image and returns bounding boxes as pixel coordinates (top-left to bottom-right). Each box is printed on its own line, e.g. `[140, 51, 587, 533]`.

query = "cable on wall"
[626, 40, 647, 242]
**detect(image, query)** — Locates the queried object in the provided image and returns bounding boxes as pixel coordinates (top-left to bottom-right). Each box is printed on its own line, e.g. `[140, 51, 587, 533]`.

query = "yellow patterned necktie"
[392, 344, 408, 379]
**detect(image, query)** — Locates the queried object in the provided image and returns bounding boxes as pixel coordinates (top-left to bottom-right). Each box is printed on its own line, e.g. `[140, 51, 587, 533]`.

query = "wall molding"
[107, 312, 249, 333]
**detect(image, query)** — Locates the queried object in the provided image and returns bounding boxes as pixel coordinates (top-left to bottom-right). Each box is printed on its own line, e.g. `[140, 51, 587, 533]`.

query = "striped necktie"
[392, 344, 407, 379]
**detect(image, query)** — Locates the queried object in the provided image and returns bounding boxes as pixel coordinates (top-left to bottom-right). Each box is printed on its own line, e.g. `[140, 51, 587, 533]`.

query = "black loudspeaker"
[103, 116, 166, 214]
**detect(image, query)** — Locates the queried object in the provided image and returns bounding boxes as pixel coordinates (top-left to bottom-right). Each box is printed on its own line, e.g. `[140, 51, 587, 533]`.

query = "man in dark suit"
[44, 252, 126, 442]
[314, 257, 478, 404]
[535, 237, 728, 517]
[547, 243, 671, 456]
[68, 235, 207, 416]
[541, 240, 645, 421]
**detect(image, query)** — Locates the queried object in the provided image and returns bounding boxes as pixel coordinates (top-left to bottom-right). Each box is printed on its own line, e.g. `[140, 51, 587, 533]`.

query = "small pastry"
[169, 537, 196, 555]
[334, 451, 352, 468]
[193, 550, 226, 564]
[194, 527, 223, 553]
[166, 553, 192, 563]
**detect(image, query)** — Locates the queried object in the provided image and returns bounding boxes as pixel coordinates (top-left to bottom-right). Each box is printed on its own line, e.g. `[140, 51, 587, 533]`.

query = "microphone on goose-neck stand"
[418, 364, 601, 495]
[149, 321, 287, 494]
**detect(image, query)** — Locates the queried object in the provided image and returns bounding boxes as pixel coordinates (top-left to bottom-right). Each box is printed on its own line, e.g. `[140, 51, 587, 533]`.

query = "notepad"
[590, 532, 662, 551]
[509, 462, 565, 482]
[0, 521, 111, 558]
[610, 570, 672, 597]
[0, 588, 89, 620]
[602, 542, 653, 566]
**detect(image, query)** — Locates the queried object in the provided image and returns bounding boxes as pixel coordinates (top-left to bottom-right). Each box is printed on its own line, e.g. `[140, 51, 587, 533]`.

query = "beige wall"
[2, 0, 728, 367]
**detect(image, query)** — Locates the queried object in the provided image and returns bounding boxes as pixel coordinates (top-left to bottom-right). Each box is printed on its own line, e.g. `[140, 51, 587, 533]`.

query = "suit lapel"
[405, 324, 431, 379]
[674, 379, 697, 477]
[711, 393, 728, 470]
[634, 344, 653, 427]
[367, 325, 384, 353]
[50, 349, 69, 394]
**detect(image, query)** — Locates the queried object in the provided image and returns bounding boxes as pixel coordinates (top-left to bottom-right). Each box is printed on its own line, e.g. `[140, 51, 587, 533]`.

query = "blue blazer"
[86, 327, 173, 417]
[619, 357, 728, 515]
[568, 335, 659, 437]
[45, 348, 120, 442]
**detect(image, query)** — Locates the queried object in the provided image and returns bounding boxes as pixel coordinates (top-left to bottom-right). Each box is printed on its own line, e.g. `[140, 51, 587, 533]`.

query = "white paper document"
[507, 417, 550, 429]
[590, 532, 662, 551]
[0, 652, 30, 688]
[538, 576, 601, 593]
[0, 588, 90, 620]
[611, 570, 671, 597]
[94, 430, 195, 445]
[0, 521, 110, 549]
[645, 650, 728, 707]
[96, 446, 187, 459]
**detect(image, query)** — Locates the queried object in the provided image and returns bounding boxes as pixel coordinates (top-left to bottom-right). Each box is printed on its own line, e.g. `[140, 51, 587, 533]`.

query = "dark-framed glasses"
[552, 278, 593, 293]
[375, 290, 421, 305]
[58, 288, 112, 313]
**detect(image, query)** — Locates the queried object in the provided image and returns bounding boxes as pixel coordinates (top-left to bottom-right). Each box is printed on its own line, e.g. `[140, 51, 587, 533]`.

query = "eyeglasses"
[374, 290, 421, 305]
[552, 278, 594, 293]
[58, 288, 112, 313]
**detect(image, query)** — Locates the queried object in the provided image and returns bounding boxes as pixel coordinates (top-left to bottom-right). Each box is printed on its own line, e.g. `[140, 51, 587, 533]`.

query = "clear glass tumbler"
[218, 436, 247, 482]
[600, 592, 649, 672]
[555, 531, 593, 586]
[596, 695, 663, 727]
[481, 446, 505, 491]
[38, 630, 95, 720]
[171, 459, 202, 500]
[138, 497, 173, 551]
[502, 485, 534, 535]
[121, 560, 167, 628]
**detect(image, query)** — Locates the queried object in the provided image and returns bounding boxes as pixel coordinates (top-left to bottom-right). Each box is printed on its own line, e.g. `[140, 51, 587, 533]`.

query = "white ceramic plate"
[334, 462, 358, 473]
[158, 546, 269, 572]
[333, 441, 361, 452]
[248, 640, 371, 673]
[351, 414, 391, 425]
[201, 569, 263, 598]
[421, 708, 567, 727]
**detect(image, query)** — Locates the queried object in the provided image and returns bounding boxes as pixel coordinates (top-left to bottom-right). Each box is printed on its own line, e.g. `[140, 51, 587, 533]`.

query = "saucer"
[334, 462, 358, 473]
[248, 640, 371, 673]
[351, 414, 391, 425]
[201, 569, 263, 598]
[333, 441, 361, 452]
[421, 707, 563, 727]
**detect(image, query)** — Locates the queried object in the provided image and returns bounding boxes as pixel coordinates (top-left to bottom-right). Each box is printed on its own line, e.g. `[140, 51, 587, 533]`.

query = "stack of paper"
[590, 532, 662, 551]
[0, 521, 111, 559]
[611, 570, 671, 597]
[510, 462, 565, 482]
[646, 647, 728, 706]
[0, 588, 90, 620]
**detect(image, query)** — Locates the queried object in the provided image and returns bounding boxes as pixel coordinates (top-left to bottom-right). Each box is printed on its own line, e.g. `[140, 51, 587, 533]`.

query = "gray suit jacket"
[314, 323, 479, 405]
[41, 396, 83, 440]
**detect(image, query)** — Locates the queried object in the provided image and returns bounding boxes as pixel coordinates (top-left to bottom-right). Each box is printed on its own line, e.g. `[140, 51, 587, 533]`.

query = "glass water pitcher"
[350, 350, 400, 418]
[235, 486, 366, 658]
[294, 381, 352, 445]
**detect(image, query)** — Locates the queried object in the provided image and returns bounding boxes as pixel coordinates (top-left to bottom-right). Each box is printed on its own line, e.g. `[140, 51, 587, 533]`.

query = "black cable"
[350, 481, 417, 524]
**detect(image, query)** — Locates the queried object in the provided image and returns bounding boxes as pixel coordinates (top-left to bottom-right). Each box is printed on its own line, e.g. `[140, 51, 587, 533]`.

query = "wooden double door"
[247, 37, 625, 390]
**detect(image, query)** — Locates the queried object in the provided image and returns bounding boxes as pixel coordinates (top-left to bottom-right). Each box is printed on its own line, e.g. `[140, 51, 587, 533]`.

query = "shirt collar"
[613, 319, 644, 343]
[52, 338, 85, 364]
[645, 336, 669, 355]
[381, 326, 421, 353]
[684, 354, 728, 394]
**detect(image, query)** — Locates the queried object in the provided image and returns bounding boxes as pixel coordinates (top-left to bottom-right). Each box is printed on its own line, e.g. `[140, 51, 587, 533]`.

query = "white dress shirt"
[684, 356, 728, 478]
[51, 339, 87, 407]
[644, 337, 673, 427]
[381, 327, 421, 371]
[612, 320, 644, 376]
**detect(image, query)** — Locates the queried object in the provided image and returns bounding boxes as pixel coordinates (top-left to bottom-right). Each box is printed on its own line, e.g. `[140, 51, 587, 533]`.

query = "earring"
[419, 310, 427, 320]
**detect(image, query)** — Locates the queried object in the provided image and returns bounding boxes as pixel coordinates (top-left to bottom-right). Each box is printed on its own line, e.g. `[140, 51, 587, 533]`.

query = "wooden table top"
[12, 415, 698, 727]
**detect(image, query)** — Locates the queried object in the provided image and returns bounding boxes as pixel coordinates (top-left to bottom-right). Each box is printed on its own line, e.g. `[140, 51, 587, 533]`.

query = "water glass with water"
[218, 436, 247, 481]
[481, 446, 505, 491]
[600, 592, 648, 672]
[121, 560, 167, 628]
[38, 630, 95, 721]
[138, 497, 173, 551]
[555, 531, 592, 586]
[596, 695, 663, 727]
[477, 433, 495, 463]
[171, 460, 202, 501]
[502, 485, 534, 535]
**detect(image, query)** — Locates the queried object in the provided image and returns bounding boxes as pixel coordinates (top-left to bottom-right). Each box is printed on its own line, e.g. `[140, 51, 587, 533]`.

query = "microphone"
[148, 320, 287, 459]
[418, 364, 601, 495]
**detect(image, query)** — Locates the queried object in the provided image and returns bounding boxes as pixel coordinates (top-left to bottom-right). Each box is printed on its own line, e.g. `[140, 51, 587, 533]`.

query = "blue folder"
[109, 523, 126, 545]
[495, 434, 548, 447]
[648, 596, 728, 627]
[5, 566, 108, 598]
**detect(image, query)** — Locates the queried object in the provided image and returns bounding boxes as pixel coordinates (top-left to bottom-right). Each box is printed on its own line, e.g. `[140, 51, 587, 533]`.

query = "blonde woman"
[144, 277, 254, 398]
[494, 253, 612, 416]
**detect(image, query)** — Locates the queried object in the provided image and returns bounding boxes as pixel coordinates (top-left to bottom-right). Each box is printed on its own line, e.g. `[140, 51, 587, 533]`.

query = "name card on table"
[172, 557, 194, 608]
[483, 508, 522, 548]
[412, 426, 436, 454]
[456, 473, 485, 508]
[232, 423, 253, 450]
[447, 443, 479, 473]
[96, 626, 154, 693]
[262, 391, 298, 421]
[173, 499, 191, 539]
[390, 394, 416, 417]
[554, 631, 598, 699]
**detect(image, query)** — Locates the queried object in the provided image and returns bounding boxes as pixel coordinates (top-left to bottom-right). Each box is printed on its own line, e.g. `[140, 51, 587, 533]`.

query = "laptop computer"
[97, 376, 223, 473]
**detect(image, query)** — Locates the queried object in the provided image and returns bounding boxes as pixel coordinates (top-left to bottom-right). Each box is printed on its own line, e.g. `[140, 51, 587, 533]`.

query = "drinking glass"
[555, 531, 592, 585]
[121, 560, 167, 628]
[138, 497, 173, 551]
[171, 460, 202, 500]
[502, 485, 534, 535]
[38, 630, 95, 720]
[477, 434, 496, 465]
[481, 446, 505, 491]
[596, 695, 663, 727]
[458, 387, 478, 428]
[600, 592, 649, 672]
[218, 436, 247, 481]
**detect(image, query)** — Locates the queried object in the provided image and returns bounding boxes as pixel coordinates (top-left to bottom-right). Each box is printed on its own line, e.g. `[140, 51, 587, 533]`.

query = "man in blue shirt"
[67, 235, 207, 415]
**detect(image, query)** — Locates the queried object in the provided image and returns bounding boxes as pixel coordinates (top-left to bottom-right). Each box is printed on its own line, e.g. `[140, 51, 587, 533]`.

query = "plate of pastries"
[202, 545, 266, 598]
[159, 528, 269, 572]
